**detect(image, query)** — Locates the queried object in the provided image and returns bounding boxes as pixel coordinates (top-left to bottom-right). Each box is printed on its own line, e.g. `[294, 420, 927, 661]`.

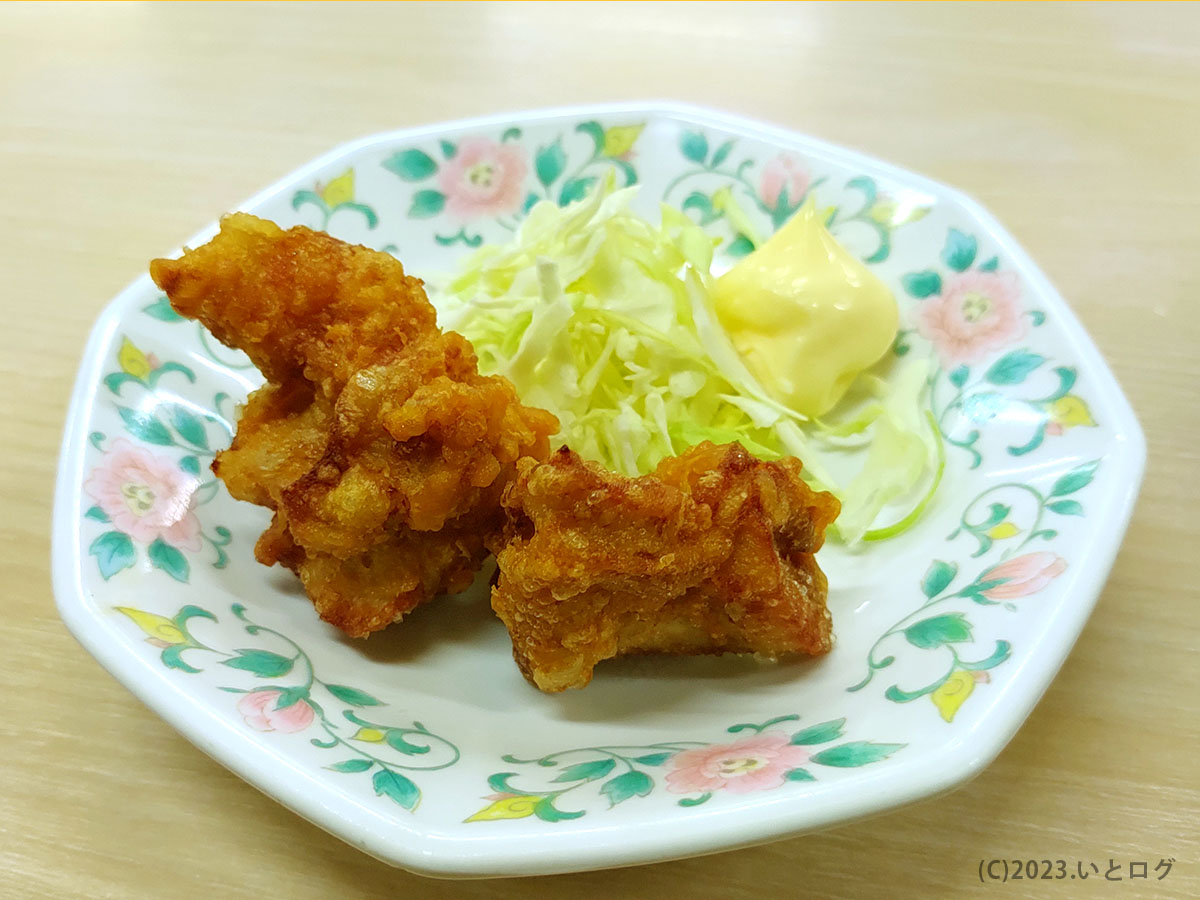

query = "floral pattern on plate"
[116, 601, 459, 811]
[55, 105, 1143, 874]
[83, 338, 233, 582]
[468, 715, 902, 823]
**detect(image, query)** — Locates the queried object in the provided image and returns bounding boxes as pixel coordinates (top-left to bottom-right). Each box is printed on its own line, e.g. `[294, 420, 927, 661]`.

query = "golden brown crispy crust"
[151, 213, 558, 637]
[150, 214, 437, 392]
[489, 442, 840, 692]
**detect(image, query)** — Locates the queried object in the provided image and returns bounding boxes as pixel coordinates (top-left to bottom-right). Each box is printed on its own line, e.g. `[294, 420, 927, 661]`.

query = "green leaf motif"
[103, 373, 143, 395]
[327, 758, 373, 774]
[784, 767, 816, 782]
[600, 770, 653, 807]
[1050, 460, 1098, 497]
[728, 714, 800, 734]
[407, 190, 445, 218]
[575, 120, 605, 154]
[117, 406, 174, 446]
[811, 742, 904, 768]
[143, 295, 184, 322]
[967, 577, 1007, 596]
[959, 640, 1012, 671]
[385, 730, 431, 755]
[534, 797, 584, 822]
[335, 202, 379, 229]
[770, 187, 793, 225]
[487, 772, 519, 793]
[161, 644, 201, 674]
[727, 234, 755, 258]
[89, 531, 136, 580]
[904, 612, 972, 649]
[324, 683, 383, 707]
[941, 228, 978, 272]
[901, 270, 942, 298]
[522, 191, 539, 214]
[846, 176, 878, 207]
[382, 149, 438, 181]
[175, 605, 216, 626]
[146, 362, 196, 389]
[985, 350, 1045, 385]
[1047, 499, 1083, 516]
[147, 537, 189, 583]
[272, 685, 308, 710]
[221, 649, 294, 678]
[863, 226, 891, 264]
[948, 365, 970, 389]
[535, 140, 567, 187]
[790, 719, 846, 746]
[682, 191, 719, 225]
[169, 406, 209, 450]
[884, 683, 933, 703]
[1007, 421, 1046, 457]
[978, 255, 1000, 272]
[1043, 366, 1076, 401]
[921, 560, 958, 599]
[679, 130, 708, 165]
[710, 139, 734, 168]
[84, 505, 110, 523]
[372, 769, 420, 811]
[558, 176, 596, 206]
[291, 189, 325, 212]
[553, 758, 616, 783]
[981, 503, 1011, 528]
[433, 228, 483, 248]
[500, 127, 522, 142]
[178, 455, 201, 476]
[439, 139, 457, 159]
[609, 157, 638, 187]
[677, 792, 712, 807]
[632, 752, 674, 767]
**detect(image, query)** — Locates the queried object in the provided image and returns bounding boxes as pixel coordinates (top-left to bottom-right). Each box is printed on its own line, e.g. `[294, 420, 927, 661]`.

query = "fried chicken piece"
[150, 213, 558, 636]
[489, 442, 840, 692]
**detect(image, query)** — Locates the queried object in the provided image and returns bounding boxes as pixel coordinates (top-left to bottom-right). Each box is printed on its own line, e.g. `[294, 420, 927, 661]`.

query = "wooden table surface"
[3, 3, 1197, 898]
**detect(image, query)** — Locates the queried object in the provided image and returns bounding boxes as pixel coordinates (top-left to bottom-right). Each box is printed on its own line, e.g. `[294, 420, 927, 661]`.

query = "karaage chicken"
[489, 441, 840, 692]
[150, 213, 558, 636]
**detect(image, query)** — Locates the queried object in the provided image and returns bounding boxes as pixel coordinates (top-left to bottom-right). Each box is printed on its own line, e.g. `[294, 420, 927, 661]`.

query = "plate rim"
[52, 101, 1147, 877]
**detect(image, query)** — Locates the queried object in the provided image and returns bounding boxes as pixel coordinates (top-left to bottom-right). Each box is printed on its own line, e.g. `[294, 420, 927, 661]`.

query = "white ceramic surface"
[53, 103, 1144, 877]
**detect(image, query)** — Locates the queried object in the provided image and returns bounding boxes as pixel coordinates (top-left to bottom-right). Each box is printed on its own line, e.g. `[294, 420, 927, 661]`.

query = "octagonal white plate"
[53, 103, 1144, 877]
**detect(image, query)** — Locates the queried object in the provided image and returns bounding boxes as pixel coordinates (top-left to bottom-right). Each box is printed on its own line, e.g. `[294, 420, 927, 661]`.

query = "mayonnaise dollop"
[713, 201, 898, 417]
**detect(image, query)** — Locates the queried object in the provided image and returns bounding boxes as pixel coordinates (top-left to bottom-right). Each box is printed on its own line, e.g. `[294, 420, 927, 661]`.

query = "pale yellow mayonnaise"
[713, 201, 899, 418]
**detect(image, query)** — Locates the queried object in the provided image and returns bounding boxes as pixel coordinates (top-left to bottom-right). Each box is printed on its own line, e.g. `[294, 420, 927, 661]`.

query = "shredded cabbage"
[433, 177, 940, 544]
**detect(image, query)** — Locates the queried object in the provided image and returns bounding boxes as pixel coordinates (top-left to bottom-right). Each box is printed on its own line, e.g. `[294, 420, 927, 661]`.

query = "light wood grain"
[2, 3, 1197, 898]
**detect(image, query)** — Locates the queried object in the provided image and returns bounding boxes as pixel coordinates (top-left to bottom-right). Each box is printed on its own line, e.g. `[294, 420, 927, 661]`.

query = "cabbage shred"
[435, 179, 940, 544]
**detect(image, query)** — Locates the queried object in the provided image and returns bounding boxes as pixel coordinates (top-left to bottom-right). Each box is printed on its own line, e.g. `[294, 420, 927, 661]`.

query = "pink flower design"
[83, 439, 201, 550]
[665, 733, 810, 795]
[979, 552, 1068, 599]
[759, 155, 810, 210]
[437, 137, 528, 218]
[237, 690, 315, 733]
[917, 271, 1027, 366]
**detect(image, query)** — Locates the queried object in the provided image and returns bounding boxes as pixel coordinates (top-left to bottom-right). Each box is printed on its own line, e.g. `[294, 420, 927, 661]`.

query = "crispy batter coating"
[150, 213, 558, 636]
[489, 442, 840, 692]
